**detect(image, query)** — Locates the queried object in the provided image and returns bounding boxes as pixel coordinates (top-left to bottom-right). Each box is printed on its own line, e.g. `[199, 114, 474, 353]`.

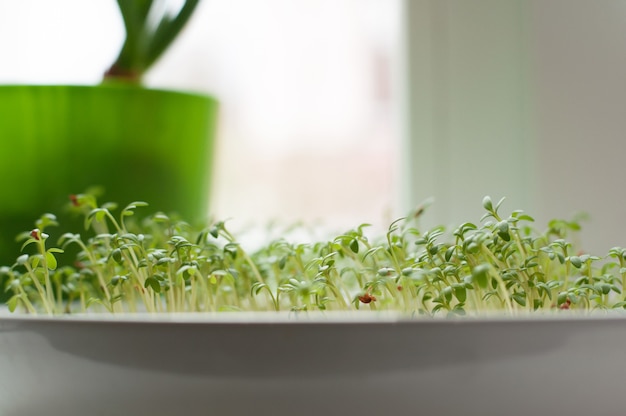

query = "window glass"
[0, 0, 401, 233]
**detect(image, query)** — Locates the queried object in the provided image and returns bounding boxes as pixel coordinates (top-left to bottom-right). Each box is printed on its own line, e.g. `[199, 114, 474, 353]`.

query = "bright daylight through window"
[0, 0, 402, 235]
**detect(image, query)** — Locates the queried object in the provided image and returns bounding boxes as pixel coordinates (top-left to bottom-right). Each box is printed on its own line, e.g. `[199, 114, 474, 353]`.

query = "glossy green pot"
[0, 85, 218, 265]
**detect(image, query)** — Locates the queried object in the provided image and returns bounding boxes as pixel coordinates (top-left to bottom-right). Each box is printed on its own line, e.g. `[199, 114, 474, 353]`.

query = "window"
[0, 0, 402, 233]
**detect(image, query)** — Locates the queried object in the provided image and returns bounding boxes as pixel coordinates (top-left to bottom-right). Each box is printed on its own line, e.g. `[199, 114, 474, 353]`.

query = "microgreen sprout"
[4, 194, 626, 316]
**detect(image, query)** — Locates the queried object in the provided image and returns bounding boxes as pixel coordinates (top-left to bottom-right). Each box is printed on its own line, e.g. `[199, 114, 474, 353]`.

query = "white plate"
[0, 312, 623, 416]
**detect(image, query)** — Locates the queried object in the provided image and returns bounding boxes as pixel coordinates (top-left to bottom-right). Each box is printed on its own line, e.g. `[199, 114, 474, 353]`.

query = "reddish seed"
[397, 285, 403, 291]
[559, 299, 572, 310]
[69, 194, 80, 207]
[358, 293, 376, 304]
[30, 229, 40, 240]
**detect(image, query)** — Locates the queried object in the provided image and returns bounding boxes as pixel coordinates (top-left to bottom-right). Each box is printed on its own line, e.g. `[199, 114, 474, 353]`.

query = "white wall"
[403, 0, 626, 254]
[528, 0, 626, 254]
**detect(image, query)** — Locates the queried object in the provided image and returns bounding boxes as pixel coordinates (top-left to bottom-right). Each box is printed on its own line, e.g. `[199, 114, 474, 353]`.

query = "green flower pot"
[0, 84, 218, 265]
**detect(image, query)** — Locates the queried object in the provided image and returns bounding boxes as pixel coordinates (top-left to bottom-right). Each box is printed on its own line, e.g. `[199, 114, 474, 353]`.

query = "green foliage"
[104, 0, 200, 83]
[4, 193, 626, 316]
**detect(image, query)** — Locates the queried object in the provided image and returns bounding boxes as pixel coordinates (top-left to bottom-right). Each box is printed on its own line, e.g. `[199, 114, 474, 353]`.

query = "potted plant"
[0, 194, 625, 415]
[0, 0, 219, 266]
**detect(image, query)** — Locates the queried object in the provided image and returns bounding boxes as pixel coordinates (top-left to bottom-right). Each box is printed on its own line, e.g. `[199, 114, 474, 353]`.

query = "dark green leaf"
[452, 284, 467, 303]
[144, 276, 161, 293]
[45, 251, 58, 271]
[569, 256, 582, 269]
[7, 295, 19, 312]
[497, 220, 510, 241]
[349, 238, 359, 254]
[111, 248, 123, 264]
[472, 264, 490, 289]
[444, 246, 455, 262]
[511, 293, 526, 307]
[482, 196, 493, 212]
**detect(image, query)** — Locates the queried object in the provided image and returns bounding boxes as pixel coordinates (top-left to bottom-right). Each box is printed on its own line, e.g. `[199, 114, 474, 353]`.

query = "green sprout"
[3, 193, 626, 317]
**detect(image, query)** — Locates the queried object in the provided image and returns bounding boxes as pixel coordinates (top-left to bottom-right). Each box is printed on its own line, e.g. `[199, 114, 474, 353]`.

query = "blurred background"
[1, 0, 625, 254]
[0, 0, 401, 234]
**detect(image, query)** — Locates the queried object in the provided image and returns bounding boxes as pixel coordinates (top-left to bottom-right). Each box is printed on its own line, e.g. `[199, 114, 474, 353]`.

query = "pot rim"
[0, 83, 216, 101]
